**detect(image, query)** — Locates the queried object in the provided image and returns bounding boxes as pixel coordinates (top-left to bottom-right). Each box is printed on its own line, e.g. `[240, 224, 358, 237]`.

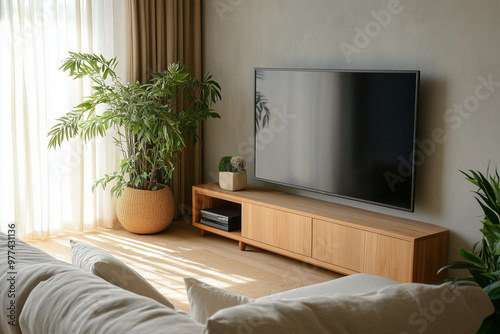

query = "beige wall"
[202, 0, 500, 267]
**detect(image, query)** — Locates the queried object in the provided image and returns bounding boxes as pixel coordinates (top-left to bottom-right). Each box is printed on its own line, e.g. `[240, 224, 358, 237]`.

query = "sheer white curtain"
[0, 0, 131, 240]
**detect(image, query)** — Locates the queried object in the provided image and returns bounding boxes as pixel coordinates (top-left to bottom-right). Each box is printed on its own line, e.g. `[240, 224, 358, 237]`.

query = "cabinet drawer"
[313, 219, 412, 282]
[242, 204, 312, 256]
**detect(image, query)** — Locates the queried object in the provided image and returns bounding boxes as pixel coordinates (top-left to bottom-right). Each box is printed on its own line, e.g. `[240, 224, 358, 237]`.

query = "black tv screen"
[254, 68, 419, 211]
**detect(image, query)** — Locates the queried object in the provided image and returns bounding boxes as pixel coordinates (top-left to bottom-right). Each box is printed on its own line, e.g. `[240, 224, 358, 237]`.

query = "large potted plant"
[439, 167, 500, 332]
[48, 52, 221, 234]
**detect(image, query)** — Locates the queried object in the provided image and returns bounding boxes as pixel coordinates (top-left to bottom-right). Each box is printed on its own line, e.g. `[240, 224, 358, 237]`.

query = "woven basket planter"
[116, 185, 175, 234]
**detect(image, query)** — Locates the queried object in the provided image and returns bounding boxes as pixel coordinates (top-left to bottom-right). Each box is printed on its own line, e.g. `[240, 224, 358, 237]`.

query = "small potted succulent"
[218, 156, 247, 191]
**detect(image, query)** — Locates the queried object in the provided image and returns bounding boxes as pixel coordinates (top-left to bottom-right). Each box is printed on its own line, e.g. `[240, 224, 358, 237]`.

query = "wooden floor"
[26, 219, 342, 286]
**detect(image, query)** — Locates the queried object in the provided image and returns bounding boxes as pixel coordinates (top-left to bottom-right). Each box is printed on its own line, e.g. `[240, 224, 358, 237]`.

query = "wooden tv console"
[192, 183, 448, 283]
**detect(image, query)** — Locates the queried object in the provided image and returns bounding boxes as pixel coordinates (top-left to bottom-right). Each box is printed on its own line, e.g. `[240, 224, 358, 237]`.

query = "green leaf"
[481, 272, 500, 281]
[484, 223, 500, 240]
[450, 280, 480, 288]
[478, 200, 500, 225]
[438, 260, 483, 274]
[458, 247, 486, 268]
[469, 268, 492, 289]
[484, 280, 500, 300]
[50, 52, 221, 191]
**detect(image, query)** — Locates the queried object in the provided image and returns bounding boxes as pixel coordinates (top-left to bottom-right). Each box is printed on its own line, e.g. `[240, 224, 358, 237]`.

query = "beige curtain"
[129, 0, 202, 216]
[0, 0, 129, 239]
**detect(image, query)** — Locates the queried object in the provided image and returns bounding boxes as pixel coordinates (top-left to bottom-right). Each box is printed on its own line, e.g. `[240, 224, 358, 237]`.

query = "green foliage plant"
[439, 166, 500, 332]
[48, 52, 221, 196]
[230, 156, 246, 172]
[218, 156, 246, 172]
[218, 156, 233, 172]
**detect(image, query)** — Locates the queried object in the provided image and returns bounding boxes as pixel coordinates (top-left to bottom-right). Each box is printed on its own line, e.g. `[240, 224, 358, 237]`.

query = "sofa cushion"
[0, 232, 82, 334]
[258, 273, 399, 301]
[206, 283, 494, 334]
[71, 240, 175, 309]
[184, 273, 398, 324]
[185, 277, 253, 323]
[19, 270, 203, 334]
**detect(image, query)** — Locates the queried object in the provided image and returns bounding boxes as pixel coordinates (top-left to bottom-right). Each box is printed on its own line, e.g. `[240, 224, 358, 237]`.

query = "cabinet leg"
[200, 229, 205, 236]
[239, 241, 246, 251]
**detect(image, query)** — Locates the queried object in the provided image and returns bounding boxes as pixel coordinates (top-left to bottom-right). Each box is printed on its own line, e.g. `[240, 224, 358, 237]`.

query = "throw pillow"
[70, 240, 175, 309]
[184, 277, 253, 323]
[20, 270, 203, 334]
[206, 282, 494, 334]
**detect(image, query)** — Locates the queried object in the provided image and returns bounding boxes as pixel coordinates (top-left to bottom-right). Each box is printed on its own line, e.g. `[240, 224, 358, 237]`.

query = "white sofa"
[0, 232, 493, 334]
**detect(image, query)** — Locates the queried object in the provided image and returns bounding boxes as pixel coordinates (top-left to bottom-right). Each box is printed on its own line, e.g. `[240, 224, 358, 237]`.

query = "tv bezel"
[253, 67, 420, 212]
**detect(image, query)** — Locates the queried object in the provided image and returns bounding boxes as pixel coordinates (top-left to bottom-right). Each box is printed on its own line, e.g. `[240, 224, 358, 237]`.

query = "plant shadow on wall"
[255, 91, 270, 131]
[439, 166, 500, 333]
[48, 52, 221, 234]
[255, 70, 269, 131]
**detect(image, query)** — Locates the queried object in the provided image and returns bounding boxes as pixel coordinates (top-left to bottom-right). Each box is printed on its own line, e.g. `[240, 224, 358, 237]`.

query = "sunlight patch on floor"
[26, 228, 308, 311]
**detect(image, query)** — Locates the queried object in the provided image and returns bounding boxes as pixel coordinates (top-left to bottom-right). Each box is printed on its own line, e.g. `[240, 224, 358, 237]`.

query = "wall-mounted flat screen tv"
[254, 68, 419, 211]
